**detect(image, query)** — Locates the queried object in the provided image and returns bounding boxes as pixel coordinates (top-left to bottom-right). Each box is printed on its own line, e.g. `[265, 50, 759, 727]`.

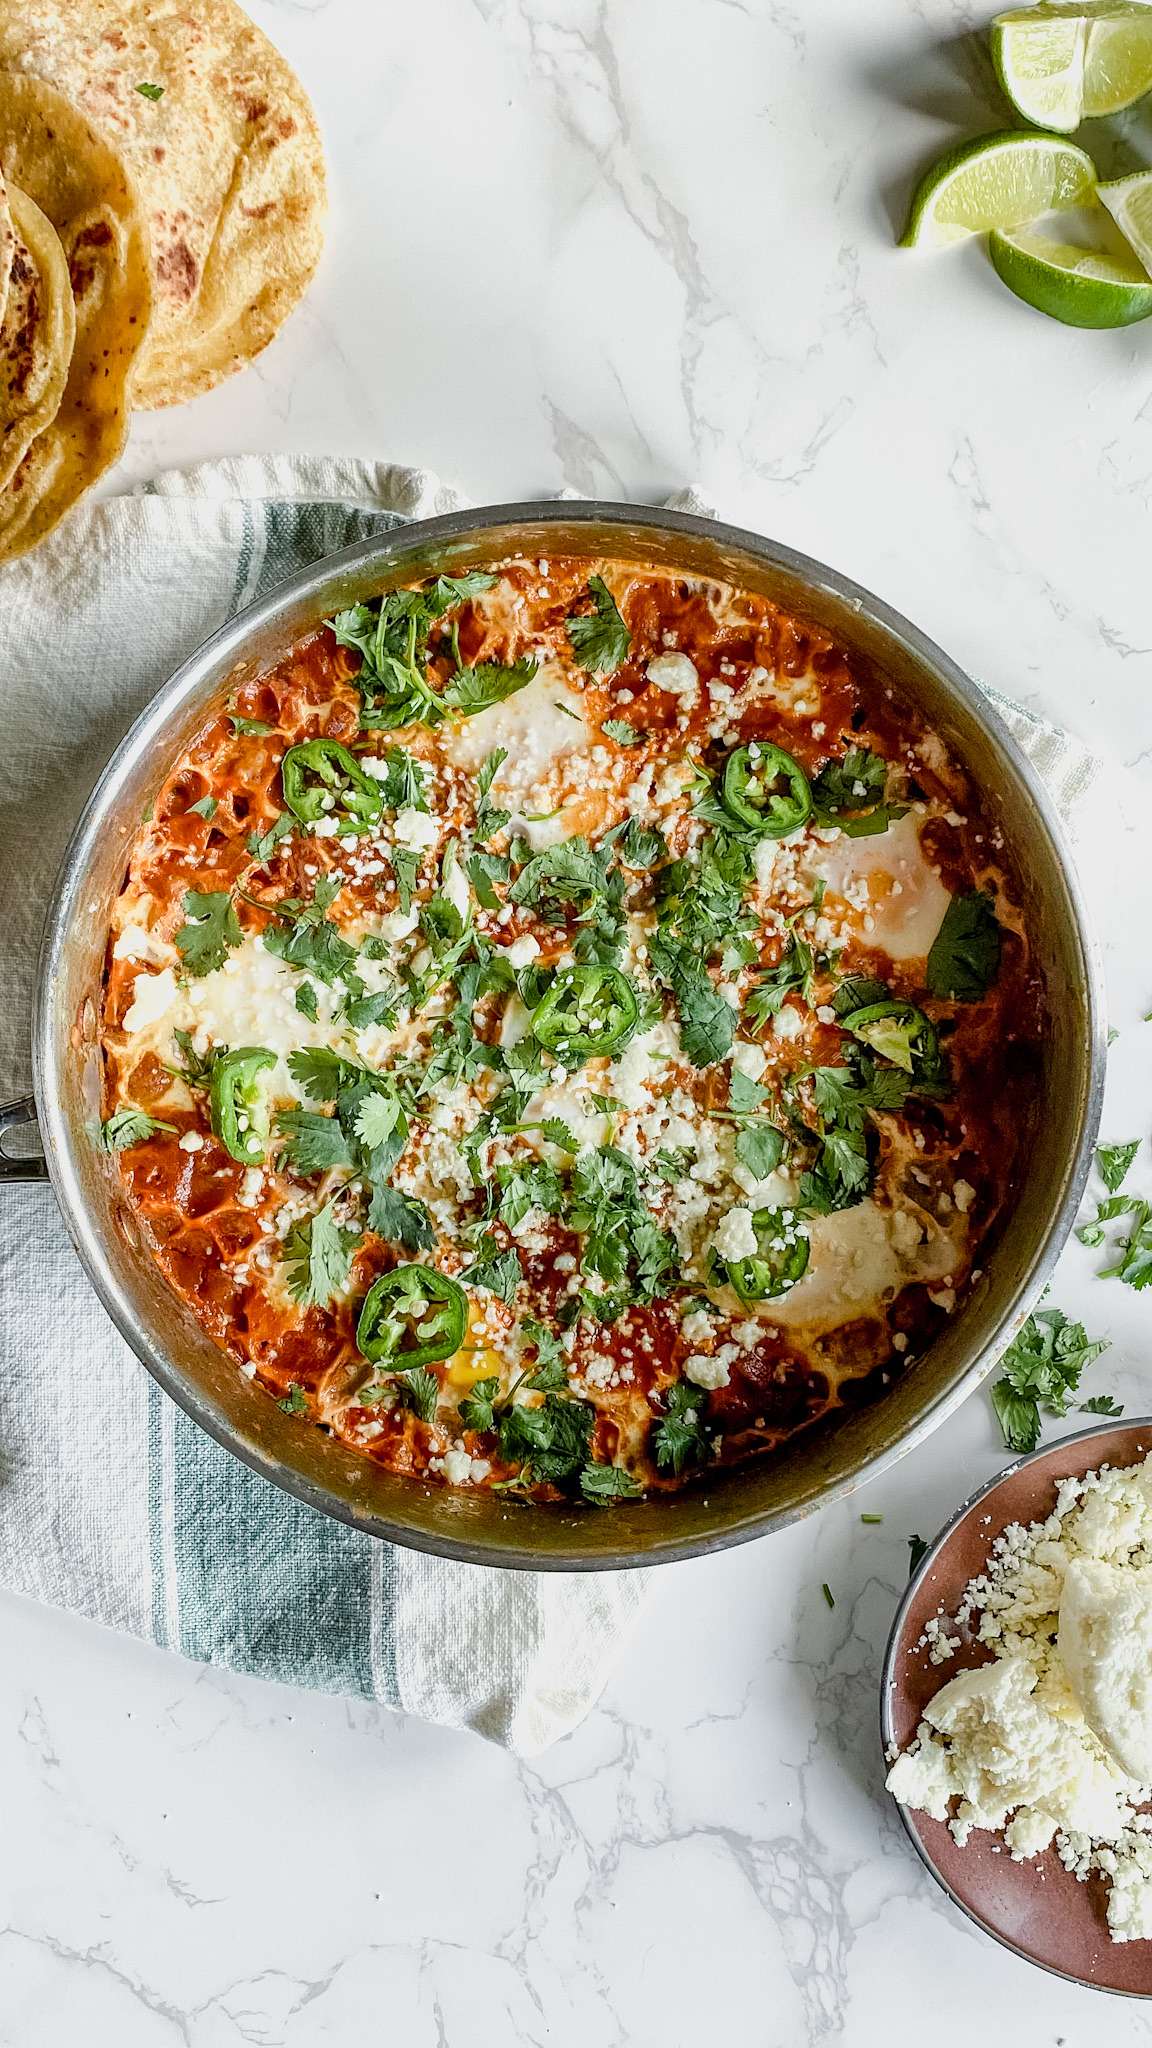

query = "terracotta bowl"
[881, 1418, 1152, 1995]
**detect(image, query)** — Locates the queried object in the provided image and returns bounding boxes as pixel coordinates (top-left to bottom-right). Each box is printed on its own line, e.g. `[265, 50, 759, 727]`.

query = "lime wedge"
[900, 131, 1097, 248]
[1098, 169, 1152, 279]
[992, 4, 1152, 133]
[989, 227, 1152, 323]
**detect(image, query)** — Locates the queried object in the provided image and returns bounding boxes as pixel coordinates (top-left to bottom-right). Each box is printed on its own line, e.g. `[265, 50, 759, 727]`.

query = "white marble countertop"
[5, 0, 1152, 2038]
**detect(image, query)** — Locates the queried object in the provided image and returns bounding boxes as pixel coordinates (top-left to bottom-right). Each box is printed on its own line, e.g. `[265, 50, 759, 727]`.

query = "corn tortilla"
[0, 0, 327, 410]
[0, 183, 76, 496]
[0, 73, 151, 565]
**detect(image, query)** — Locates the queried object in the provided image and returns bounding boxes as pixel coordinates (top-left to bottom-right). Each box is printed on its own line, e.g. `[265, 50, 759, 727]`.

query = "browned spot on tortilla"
[240, 201, 275, 220]
[75, 220, 113, 249]
[155, 236, 199, 300]
[240, 96, 269, 123]
[152, 145, 165, 162]
[276, 116, 298, 139]
[4, 256, 39, 400]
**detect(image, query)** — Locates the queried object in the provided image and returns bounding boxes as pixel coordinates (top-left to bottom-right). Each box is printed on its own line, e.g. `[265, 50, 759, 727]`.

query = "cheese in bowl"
[97, 557, 1044, 1503]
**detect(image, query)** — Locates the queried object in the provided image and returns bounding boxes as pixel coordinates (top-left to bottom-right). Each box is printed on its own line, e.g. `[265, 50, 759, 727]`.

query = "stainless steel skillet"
[3, 501, 1105, 1569]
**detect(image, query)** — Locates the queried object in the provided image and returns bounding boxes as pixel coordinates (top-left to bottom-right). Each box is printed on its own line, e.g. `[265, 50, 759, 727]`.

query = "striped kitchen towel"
[0, 458, 1097, 1756]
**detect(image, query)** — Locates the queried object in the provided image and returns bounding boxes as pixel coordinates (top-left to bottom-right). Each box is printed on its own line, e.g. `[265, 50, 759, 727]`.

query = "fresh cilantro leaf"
[343, 988, 399, 1030]
[744, 933, 813, 1031]
[172, 1029, 215, 1085]
[262, 894, 358, 986]
[499, 1391, 595, 1484]
[926, 891, 1002, 1002]
[367, 1182, 435, 1250]
[288, 1047, 355, 1102]
[95, 1108, 175, 1152]
[1080, 1394, 1125, 1417]
[1100, 1201, 1152, 1290]
[728, 1069, 770, 1114]
[907, 1534, 929, 1576]
[619, 818, 667, 870]
[736, 1126, 784, 1179]
[650, 1147, 690, 1183]
[580, 1464, 643, 1501]
[375, 747, 431, 814]
[442, 657, 538, 717]
[295, 982, 319, 1021]
[246, 811, 296, 863]
[467, 852, 509, 909]
[459, 1376, 501, 1434]
[188, 794, 218, 820]
[539, 1117, 578, 1152]
[990, 1306, 1111, 1452]
[135, 80, 165, 100]
[423, 570, 499, 614]
[283, 1199, 362, 1307]
[521, 1315, 566, 1383]
[230, 715, 273, 736]
[279, 1383, 308, 1415]
[648, 936, 736, 1068]
[392, 845, 420, 915]
[174, 890, 242, 976]
[461, 1234, 523, 1304]
[354, 1092, 402, 1153]
[1099, 1140, 1140, 1194]
[990, 1379, 1042, 1454]
[810, 749, 905, 836]
[601, 719, 642, 746]
[277, 1110, 356, 1177]
[475, 746, 512, 839]
[652, 1380, 713, 1475]
[390, 1364, 440, 1424]
[566, 576, 630, 674]
[497, 1160, 564, 1231]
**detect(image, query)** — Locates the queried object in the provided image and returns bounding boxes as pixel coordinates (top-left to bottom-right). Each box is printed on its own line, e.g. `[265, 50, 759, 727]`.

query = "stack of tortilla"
[0, 0, 326, 565]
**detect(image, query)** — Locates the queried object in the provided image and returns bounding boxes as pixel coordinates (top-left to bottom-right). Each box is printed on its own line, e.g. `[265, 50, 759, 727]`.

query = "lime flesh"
[1098, 170, 1152, 279]
[989, 226, 1152, 323]
[900, 130, 1097, 248]
[992, 3, 1152, 132]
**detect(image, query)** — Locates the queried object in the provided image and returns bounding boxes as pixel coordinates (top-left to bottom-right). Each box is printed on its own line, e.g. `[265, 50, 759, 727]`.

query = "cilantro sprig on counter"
[989, 1306, 1116, 1454]
[1078, 1140, 1152, 1291]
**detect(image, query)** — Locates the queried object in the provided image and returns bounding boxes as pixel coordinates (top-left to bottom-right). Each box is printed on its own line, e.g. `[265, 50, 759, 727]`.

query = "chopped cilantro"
[95, 1108, 175, 1152]
[989, 1306, 1112, 1453]
[367, 1182, 435, 1251]
[246, 812, 295, 862]
[461, 1234, 523, 1304]
[283, 1199, 362, 1307]
[580, 1464, 643, 1501]
[907, 1534, 929, 1576]
[652, 1380, 713, 1475]
[925, 891, 1002, 1002]
[187, 794, 218, 820]
[441, 657, 538, 716]
[566, 576, 630, 674]
[230, 715, 274, 736]
[810, 749, 906, 837]
[277, 1110, 355, 1176]
[135, 80, 165, 100]
[174, 890, 242, 976]
[171, 1029, 215, 1085]
[822, 1583, 835, 1609]
[295, 982, 319, 1021]
[601, 719, 642, 747]
[1099, 1140, 1140, 1194]
[278, 1383, 308, 1415]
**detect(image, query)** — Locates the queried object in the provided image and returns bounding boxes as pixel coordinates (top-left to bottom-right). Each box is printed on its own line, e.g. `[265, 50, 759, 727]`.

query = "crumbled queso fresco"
[887, 1452, 1152, 1943]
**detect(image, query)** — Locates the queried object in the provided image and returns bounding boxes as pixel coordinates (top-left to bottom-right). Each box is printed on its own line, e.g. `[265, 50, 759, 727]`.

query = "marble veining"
[6, 0, 1152, 2039]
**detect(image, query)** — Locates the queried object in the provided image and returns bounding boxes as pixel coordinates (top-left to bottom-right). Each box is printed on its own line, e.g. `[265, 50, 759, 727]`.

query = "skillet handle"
[0, 1097, 48, 1182]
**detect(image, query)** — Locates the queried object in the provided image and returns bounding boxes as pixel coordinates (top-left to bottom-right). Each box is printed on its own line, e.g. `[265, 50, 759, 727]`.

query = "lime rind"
[1098, 169, 1152, 279]
[900, 130, 1098, 248]
[992, 3, 1152, 130]
[989, 225, 1152, 323]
